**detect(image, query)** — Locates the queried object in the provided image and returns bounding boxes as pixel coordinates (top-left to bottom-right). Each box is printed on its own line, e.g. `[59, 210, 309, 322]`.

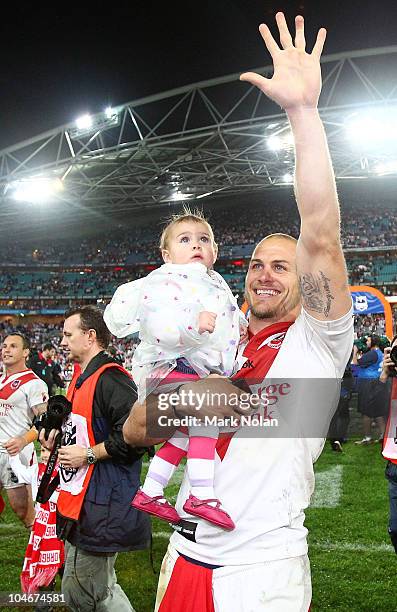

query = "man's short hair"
[64, 305, 111, 349]
[257, 233, 298, 246]
[5, 332, 30, 350]
[42, 342, 54, 352]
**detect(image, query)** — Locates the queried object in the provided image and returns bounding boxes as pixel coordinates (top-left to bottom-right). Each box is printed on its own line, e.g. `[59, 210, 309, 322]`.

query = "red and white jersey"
[171, 307, 354, 565]
[0, 369, 48, 449]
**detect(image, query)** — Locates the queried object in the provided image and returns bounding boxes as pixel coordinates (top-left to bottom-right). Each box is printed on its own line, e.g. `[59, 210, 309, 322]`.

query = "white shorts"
[0, 444, 36, 490]
[156, 541, 312, 612]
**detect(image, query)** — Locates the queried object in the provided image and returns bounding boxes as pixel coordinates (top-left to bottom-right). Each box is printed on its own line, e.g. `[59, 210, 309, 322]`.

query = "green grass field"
[0, 442, 395, 612]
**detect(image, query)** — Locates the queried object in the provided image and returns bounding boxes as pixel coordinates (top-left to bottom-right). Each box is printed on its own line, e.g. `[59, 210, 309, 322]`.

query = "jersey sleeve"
[28, 378, 49, 409]
[300, 306, 354, 376]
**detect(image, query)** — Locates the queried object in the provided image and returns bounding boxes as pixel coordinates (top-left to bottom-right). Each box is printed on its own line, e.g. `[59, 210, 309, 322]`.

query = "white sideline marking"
[145, 463, 342, 508]
[154, 531, 173, 539]
[310, 465, 343, 508]
[311, 541, 394, 553]
[152, 532, 395, 553]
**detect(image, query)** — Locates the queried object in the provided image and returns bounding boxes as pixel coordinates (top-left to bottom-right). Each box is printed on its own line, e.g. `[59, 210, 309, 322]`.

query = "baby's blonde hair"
[159, 206, 216, 251]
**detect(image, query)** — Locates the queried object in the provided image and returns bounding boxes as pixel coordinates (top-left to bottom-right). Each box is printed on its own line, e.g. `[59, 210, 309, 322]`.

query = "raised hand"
[240, 13, 326, 111]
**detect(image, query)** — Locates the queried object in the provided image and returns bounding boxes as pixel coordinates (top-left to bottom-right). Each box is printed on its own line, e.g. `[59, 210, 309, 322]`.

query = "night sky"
[1, 1, 397, 150]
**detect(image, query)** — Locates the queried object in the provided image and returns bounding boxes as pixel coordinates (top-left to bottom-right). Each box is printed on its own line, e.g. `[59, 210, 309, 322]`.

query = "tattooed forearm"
[320, 271, 334, 317]
[299, 271, 335, 317]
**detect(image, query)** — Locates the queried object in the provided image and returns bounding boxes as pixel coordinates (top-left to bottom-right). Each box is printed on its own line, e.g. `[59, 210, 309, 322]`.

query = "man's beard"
[249, 304, 278, 320]
[245, 287, 300, 321]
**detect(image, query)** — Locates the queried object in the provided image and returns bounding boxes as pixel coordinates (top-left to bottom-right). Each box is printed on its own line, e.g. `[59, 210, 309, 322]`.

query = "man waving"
[124, 13, 353, 611]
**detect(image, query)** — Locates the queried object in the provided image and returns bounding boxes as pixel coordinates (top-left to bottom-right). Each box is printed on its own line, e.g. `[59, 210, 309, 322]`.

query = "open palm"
[241, 13, 326, 111]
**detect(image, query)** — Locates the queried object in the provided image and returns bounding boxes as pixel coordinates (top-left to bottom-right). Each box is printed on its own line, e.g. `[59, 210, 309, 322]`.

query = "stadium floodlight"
[267, 135, 282, 151]
[345, 107, 397, 149]
[69, 107, 120, 138]
[75, 114, 93, 131]
[282, 173, 294, 183]
[105, 106, 114, 119]
[171, 190, 195, 201]
[6, 177, 63, 203]
[267, 130, 294, 151]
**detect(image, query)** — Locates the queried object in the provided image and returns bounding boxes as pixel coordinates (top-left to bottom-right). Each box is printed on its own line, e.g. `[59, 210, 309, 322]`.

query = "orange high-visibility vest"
[383, 377, 397, 466]
[57, 362, 129, 521]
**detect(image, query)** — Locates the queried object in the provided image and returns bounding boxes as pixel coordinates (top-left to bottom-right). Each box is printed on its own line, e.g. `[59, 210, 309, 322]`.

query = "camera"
[34, 394, 72, 440]
[35, 395, 71, 504]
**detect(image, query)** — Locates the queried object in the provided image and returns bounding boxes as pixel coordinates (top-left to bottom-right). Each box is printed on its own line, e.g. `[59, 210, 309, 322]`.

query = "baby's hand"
[198, 311, 217, 334]
[239, 324, 249, 345]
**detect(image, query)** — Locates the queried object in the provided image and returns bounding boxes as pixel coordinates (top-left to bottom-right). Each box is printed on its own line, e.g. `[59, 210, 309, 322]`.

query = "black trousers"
[328, 395, 350, 442]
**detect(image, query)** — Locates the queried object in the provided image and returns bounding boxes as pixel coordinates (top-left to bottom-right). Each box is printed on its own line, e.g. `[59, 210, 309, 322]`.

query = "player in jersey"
[0, 333, 48, 528]
[123, 13, 353, 612]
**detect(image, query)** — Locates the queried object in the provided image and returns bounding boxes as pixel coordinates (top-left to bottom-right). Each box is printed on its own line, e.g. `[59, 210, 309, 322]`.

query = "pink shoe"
[183, 495, 235, 530]
[131, 489, 181, 524]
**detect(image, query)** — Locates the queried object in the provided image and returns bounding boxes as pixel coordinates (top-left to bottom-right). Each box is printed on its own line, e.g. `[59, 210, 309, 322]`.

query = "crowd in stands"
[0, 321, 139, 379]
[353, 314, 387, 337]
[1, 199, 397, 316]
[1, 253, 397, 306]
[1, 202, 397, 267]
[1, 313, 393, 383]
[0, 262, 248, 307]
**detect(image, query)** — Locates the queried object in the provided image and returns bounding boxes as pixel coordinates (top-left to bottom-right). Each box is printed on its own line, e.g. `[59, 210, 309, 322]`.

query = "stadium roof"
[1, 46, 397, 237]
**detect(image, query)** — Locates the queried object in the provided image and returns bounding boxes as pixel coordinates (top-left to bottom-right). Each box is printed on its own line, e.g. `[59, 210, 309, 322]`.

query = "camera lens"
[390, 346, 397, 366]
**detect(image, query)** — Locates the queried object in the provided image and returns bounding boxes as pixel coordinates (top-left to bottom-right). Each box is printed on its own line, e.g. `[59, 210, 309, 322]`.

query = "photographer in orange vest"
[40, 306, 150, 611]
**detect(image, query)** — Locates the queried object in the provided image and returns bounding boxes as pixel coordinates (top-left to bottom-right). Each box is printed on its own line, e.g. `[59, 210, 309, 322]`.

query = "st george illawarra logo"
[268, 338, 284, 349]
[10, 380, 21, 390]
[268, 333, 286, 350]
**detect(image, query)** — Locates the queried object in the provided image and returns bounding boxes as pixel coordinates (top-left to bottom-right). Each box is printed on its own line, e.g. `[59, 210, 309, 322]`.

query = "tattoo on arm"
[299, 271, 334, 317]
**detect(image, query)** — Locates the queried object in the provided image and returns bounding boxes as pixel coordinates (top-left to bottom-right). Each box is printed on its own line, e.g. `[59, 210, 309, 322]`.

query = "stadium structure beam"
[0, 46, 396, 231]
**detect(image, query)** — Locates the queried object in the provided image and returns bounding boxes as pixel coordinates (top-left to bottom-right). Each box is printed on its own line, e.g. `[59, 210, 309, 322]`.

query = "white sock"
[142, 476, 164, 498]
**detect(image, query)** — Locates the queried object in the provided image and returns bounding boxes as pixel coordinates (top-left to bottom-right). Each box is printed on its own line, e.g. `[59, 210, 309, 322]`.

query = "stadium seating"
[1, 200, 397, 313]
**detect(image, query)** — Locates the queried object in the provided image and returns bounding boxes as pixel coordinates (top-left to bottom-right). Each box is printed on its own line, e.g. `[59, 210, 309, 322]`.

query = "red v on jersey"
[0, 372, 38, 401]
[215, 321, 293, 462]
[233, 321, 294, 384]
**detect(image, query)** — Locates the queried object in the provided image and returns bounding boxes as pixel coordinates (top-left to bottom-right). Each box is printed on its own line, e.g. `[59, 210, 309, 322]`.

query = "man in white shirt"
[123, 12, 353, 611]
[0, 333, 48, 528]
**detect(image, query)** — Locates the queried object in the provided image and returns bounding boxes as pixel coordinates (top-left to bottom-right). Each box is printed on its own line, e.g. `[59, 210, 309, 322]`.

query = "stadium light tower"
[69, 107, 120, 138]
[170, 190, 195, 201]
[345, 106, 397, 148]
[5, 177, 63, 203]
[267, 129, 294, 152]
[75, 113, 93, 131]
[374, 160, 397, 176]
